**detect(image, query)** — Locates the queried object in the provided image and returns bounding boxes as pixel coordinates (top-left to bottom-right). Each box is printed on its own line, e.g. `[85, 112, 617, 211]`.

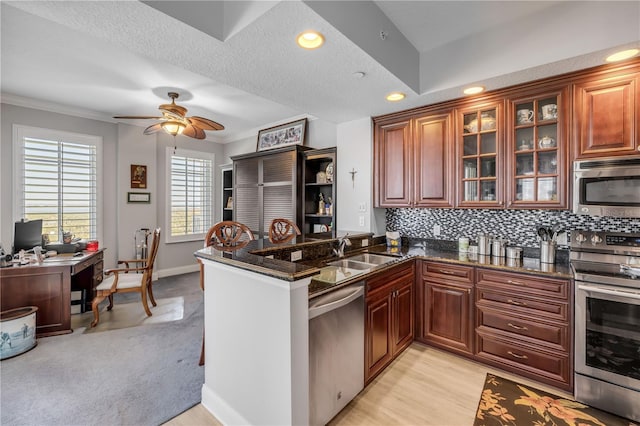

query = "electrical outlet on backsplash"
[386, 208, 640, 249]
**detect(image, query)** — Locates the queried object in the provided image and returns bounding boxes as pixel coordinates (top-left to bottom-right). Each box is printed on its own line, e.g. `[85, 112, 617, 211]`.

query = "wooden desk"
[0, 250, 104, 337]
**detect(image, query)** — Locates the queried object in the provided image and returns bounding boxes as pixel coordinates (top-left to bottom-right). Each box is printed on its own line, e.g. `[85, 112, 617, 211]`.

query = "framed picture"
[130, 164, 147, 189]
[127, 192, 151, 203]
[226, 196, 233, 209]
[256, 118, 307, 152]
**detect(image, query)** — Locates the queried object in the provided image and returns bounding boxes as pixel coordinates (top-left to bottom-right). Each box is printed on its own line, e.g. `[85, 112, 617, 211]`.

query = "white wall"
[336, 117, 385, 235]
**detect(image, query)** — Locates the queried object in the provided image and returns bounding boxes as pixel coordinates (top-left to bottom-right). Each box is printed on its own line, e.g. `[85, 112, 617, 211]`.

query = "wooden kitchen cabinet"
[457, 101, 504, 208]
[373, 110, 454, 208]
[475, 268, 572, 391]
[365, 262, 415, 384]
[417, 261, 475, 356]
[506, 87, 570, 209]
[573, 70, 640, 158]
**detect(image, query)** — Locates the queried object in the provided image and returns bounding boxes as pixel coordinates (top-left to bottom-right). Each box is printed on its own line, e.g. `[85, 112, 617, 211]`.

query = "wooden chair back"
[205, 221, 255, 250]
[268, 218, 301, 244]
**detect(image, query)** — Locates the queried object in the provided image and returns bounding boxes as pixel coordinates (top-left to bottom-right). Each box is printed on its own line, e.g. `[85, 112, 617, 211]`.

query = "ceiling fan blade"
[182, 124, 206, 139]
[159, 103, 187, 118]
[143, 123, 163, 135]
[113, 115, 163, 119]
[188, 116, 225, 131]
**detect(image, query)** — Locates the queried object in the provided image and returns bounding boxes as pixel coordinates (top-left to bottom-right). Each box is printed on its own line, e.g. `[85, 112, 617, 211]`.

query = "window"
[13, 125, 102, 244]
[166, 148, 214, 243]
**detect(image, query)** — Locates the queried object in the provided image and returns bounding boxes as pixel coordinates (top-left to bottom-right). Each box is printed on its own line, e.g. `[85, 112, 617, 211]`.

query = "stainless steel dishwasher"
[309, 282, 365, 426]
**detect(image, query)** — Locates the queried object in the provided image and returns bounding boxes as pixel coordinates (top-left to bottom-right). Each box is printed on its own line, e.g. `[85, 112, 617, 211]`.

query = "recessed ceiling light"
[606, 48, 639, 62]
[386, 92, 405, 102]
[353, 71, 366, 78]
[463, 86, 485, 95]
[297, 31, 324, 49]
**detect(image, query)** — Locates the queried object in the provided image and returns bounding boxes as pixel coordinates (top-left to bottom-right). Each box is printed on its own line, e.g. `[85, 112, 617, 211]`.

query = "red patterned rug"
[474, 373, 637, 426]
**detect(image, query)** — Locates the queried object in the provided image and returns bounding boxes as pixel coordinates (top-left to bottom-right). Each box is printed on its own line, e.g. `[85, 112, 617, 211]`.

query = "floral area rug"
[474, 373, 637, 426]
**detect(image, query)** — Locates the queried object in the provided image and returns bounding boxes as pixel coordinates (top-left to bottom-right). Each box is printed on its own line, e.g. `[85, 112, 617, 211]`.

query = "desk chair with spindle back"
[90, 227, 161, 327]
[268, 218, 301, 244]
[199, 221, 254, 365]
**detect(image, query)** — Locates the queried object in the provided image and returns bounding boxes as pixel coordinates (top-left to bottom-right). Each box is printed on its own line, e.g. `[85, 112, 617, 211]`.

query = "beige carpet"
[79, 296, 185, 333]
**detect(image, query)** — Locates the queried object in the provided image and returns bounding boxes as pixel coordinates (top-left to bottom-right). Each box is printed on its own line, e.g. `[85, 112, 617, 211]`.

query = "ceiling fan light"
[162, 121, 186, 136]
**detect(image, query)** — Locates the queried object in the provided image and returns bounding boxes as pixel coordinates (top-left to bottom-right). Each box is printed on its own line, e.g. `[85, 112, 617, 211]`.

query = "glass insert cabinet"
[458, 102, 503, 207]
[507, 88, 568, 209]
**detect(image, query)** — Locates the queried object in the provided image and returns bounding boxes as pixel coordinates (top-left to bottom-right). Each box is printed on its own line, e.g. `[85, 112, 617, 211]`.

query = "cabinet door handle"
[507, 279, 526, 286]
[438, 269, 456, 275]
[507, 299, 527, 306]
[507, 351, 528, 360]
[507, 322, 528, 331]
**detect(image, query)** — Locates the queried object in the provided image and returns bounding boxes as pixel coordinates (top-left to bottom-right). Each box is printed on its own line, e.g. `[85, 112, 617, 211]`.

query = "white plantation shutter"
[14, 126, 101, 244]
[167, 148, 214, 242]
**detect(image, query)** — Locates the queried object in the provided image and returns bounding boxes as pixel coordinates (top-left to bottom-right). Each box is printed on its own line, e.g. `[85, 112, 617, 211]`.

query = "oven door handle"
[577, 284, 640, 300]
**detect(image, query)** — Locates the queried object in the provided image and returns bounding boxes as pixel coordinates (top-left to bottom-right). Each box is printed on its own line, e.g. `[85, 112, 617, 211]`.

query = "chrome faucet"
[332, 234, 352, 258]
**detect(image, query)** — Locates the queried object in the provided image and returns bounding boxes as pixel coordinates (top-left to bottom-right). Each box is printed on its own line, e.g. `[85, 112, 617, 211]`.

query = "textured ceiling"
[1, 1, 638, 143]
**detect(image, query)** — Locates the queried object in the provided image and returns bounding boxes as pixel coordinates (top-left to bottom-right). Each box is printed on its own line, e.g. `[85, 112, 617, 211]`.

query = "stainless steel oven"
[571, 231, 640, 422]
[573, 155, 640, 217]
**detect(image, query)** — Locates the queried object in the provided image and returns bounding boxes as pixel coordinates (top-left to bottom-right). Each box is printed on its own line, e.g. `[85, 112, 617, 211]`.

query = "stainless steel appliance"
[573, 155, 640, 217]
[309, 282, 364, 425]
[570, 230, 640, 422]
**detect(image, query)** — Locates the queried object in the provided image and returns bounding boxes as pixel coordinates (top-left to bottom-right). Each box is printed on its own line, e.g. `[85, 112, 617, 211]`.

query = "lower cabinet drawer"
[477, 287, 569, 321]
[477, 307, 569, 351]
[476, 330, 571, 388]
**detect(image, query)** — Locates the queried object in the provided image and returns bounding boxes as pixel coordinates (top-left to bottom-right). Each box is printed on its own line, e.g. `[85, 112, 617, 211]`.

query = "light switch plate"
[361, 239, 369, 247]
[290, 250, 302, 262]
[359, 216, 365, 226]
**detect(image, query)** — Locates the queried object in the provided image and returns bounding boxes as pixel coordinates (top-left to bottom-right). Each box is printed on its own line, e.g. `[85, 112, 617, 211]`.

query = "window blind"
[170, 154, 213, 237]
[20, 137, 97, 243]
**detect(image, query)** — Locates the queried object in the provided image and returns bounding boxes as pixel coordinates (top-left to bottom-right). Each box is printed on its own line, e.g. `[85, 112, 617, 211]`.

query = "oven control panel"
[606, 235, 640, 247]
[571, 231, 640, 251]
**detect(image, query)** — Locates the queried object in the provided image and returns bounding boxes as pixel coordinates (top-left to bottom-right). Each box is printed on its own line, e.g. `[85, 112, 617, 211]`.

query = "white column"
[200, 259, 310, 425]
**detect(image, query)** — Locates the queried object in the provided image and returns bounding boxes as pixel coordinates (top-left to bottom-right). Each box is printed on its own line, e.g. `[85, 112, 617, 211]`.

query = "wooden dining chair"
[199, 221, 254, 365]
[90, 227, 161, 327]
[268, 218, 301, 244]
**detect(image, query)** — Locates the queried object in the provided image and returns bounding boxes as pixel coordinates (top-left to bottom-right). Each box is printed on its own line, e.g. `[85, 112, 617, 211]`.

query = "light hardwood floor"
[165, 342, 571, 426]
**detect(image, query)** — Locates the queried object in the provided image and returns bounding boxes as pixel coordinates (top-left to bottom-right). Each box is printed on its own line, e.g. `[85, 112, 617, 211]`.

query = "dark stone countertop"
[195, 236, 573, 298]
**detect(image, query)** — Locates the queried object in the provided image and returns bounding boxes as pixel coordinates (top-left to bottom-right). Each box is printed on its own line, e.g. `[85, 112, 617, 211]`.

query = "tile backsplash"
[386, 208, 640, 249]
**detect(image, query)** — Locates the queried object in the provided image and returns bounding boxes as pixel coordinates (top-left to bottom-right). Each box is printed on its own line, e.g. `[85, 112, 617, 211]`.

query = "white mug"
[517, 109, 534, 124]
[541, 104, 557, 120]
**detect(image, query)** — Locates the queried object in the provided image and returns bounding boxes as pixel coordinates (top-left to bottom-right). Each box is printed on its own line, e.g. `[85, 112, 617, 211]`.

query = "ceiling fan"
[113, 92, 224, 139]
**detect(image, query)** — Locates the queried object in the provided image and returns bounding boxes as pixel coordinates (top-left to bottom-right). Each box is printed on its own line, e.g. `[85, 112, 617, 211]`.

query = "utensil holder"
[540, 241, 556, 264]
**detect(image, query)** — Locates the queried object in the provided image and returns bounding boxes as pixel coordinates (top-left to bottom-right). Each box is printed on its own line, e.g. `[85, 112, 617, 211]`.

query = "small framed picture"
[131, 164, 147, 189]
[256, 118, 307, 152]
[226, 197, 233, 209]
[127, 192, 151, 203]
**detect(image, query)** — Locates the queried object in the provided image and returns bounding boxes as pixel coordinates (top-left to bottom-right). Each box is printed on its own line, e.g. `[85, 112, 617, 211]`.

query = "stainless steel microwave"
[573, 155, 640, 218]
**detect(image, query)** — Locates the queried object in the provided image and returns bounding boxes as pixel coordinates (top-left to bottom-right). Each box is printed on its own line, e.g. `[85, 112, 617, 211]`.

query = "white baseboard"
[154, 264, 200, 280]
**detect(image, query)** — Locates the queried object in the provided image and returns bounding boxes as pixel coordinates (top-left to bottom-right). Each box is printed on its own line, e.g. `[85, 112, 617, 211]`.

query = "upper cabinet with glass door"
[458, 101, 504, 208]
[507, 88, 569, 209]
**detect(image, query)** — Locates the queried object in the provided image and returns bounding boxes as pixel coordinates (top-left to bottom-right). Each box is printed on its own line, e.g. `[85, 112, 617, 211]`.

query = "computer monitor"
[13, 219, 43, 253]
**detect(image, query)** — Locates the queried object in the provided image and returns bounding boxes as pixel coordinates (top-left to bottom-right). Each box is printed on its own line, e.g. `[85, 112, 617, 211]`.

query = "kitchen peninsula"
[195, 233, 573, 425]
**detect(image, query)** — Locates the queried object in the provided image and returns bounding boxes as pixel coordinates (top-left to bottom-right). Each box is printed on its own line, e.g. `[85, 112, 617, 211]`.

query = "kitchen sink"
[343, 253, 397, 265]
[326, 259, 374, 270]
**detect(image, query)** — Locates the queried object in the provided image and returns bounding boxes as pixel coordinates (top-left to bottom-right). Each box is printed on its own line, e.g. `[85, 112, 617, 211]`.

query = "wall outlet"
[358, 202, 367, 212]
[290, 250, 302, 262]
[433, 224, 441, 236]
[359, 215, 365, 227]
[361, 239, 369, 247]
[265, 255, 274, 259]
